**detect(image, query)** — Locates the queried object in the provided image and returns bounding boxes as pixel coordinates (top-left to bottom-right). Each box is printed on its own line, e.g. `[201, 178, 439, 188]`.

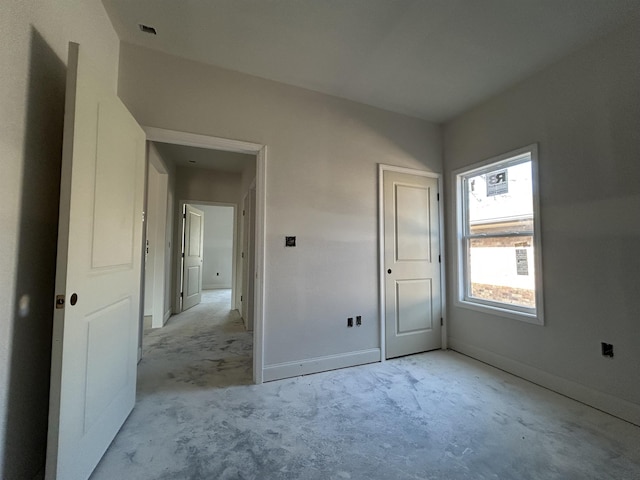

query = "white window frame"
[453, 144, 544, 325]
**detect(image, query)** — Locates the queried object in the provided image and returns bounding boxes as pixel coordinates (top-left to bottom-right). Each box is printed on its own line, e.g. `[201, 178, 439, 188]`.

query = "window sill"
[455, 298, 544, 326]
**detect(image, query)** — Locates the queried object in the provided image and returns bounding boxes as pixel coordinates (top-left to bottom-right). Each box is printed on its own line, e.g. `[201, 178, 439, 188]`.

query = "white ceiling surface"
[104, 0, 640, 122]
[153, 142, 255, 173]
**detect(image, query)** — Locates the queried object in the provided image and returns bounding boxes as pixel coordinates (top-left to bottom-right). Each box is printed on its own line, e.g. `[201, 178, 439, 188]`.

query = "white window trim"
[453, 144, 544, 325]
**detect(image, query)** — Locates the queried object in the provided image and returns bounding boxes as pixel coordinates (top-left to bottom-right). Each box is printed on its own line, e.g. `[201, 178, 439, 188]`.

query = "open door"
[181, 204, 204, 311]
[46, 43, 146, 480]
[240, 189, 256, 330]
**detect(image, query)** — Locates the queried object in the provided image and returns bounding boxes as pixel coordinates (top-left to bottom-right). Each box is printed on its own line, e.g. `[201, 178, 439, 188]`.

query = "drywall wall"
[194, 205, 235, 289]
[0, 2, 119, 478]
[443, 19, 640, 423]
[176, 167, 241, 205]
[118, 44, 442, 377]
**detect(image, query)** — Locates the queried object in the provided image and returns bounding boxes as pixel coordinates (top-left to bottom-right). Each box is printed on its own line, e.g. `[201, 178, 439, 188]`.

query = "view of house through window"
[457, 146, 542, 321]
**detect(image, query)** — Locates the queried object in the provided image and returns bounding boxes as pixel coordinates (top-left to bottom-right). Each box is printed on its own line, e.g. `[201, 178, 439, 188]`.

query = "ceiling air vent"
[138, 24, 157, 35]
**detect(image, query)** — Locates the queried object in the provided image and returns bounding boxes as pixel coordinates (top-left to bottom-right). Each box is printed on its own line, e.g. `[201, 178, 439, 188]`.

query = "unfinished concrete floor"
[91, 290, 640, 480]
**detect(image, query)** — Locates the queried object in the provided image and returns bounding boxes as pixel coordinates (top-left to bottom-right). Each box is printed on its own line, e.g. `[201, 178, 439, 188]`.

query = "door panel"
[384, 170, 441, 359]
[395, 185, 431, 261]
[46, 42, 145, 480]
[396, 279, 433, 334]
[182, 204, 204, 311]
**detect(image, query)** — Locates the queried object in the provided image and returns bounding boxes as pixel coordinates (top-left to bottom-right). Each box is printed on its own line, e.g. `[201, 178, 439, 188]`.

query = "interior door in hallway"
[46, 43, 146, 480]
[182, 204, 204, 311]
[383, 169, 442, 359]
[240, 188, 256, 330]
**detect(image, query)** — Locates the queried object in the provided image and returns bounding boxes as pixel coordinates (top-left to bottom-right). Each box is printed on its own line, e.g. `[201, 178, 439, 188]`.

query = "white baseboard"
[203, 284, 231, 290]
[163, 309, 171, 325]
[449, 338, 640, 426]
[263, 348, 381, 382]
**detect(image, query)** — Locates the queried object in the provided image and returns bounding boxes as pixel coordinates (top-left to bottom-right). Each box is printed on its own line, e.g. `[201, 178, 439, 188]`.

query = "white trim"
[437, 176, 448, 349]
[449, 338, 640, 427]
[144, 126, 260, 154]
[263, 349, 381, 382]
[163, 308, 171, 325]
[253, 147, 267, 384]
[378, 164, 446, 361]
[144, 127, 266, 385]
[146, 161, 169, 329]
[203, 285, 233, 290]
[452, 143, 544, 325]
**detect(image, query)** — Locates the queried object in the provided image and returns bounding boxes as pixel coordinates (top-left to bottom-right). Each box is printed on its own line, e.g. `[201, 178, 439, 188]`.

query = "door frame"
[145, 157, 170, 329]
[144, 126, 267, 384]
[179, 201, 238, 311]
[378, 164, 447, 361]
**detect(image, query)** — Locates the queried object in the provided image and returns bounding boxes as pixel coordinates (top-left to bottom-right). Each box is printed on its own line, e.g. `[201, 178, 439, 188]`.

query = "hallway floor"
[91, 291, 640, 479]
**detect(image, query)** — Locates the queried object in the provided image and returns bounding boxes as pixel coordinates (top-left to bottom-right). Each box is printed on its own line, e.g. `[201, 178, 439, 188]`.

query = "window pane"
[467, 236, 535, 309]
[466, 161, 533, 233]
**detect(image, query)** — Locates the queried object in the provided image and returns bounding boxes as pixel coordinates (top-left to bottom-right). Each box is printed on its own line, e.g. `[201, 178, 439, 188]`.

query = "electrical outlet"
[356, 315, 362, 326]
[601, 342, 614, 358]
[347, 317, 353, 328]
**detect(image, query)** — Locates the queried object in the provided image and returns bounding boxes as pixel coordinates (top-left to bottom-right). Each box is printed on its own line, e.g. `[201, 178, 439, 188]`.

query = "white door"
[383, 170, 441, 359]
[240, 194, 250, 323]
[182, 204, 204, 311]
[46, 43, 146, 480]
[240, 189, 256, 330]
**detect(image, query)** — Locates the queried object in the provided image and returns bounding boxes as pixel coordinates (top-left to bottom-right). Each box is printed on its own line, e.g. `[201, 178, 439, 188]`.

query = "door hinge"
[438, 255, 441, 263]
[243, 210, 245, 216]
[181, 252, 185, 258]
[183, 212, 187, 219]
[437, 193, 440, 201]
[440, 318, 443, 326]
[241, 252, 244, 259]
[240, 295, 243, 302]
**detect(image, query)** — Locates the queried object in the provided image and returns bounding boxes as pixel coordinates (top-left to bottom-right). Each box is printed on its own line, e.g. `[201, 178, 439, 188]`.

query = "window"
[454, 144, 543, 324]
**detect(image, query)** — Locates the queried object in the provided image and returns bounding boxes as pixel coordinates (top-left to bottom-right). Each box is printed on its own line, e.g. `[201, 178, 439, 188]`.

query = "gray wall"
[195, 205, 235, 290]
[119, 43, 442, 371]
[0, 2, 119, 478]
[443, 19, 640, 422]
[176, 167, 241, 205]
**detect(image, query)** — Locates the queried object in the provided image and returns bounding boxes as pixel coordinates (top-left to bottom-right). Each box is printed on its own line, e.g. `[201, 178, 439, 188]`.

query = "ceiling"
[103, 0, 640, 122]
[153, 142, 255, 173]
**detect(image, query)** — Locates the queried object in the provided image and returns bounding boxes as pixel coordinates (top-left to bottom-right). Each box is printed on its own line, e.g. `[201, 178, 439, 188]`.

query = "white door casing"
[241, 193, 250, 323]
[182, 204, 204, 311]
[240, 188, 256, 330]
[46, 43, 146, 480]
[382, 167, 442, 359]
[142, 127, 267, 384]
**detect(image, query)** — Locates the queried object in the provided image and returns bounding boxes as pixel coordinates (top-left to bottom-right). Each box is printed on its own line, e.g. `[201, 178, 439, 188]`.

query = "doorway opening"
[142, 127, 267, 384]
